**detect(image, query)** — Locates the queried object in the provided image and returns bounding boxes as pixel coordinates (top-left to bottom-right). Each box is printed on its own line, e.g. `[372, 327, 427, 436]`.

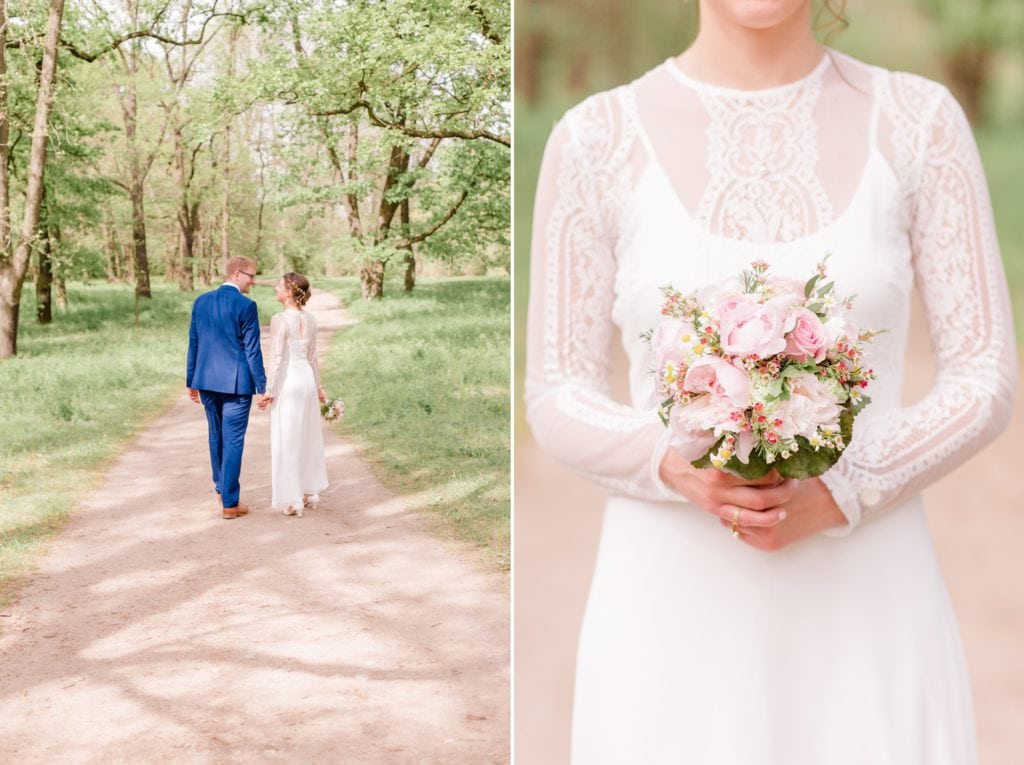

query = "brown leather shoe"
[222, 503, 250, 519]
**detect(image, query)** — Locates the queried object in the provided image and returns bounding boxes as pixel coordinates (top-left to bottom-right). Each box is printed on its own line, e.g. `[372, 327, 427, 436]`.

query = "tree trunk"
[36, 225, 52, 324]
[129, 177, 152, 298]
[946, 44, 991, 124]
[220, 24, 240, 271]
[0, 0, 65, 358]
[103, 221, 121, 282]
[401, 198, 415, 292]
[50, 219, 65, 309]
[172, 123, 197, 291]
[360, 259, 385, 299]
[116, 0, 153, 300]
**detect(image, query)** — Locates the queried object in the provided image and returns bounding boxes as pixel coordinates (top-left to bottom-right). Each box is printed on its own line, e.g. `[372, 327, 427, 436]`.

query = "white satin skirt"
[571, 495, 976, 765]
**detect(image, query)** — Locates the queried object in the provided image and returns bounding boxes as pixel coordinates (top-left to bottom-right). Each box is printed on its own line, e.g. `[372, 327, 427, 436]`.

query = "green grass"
[318, 276, 510, 571]
[0, 280, 280, 604]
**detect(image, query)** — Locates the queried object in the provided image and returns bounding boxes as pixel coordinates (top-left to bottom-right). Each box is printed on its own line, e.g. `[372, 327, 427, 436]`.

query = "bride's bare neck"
[677, 2, 823, 89]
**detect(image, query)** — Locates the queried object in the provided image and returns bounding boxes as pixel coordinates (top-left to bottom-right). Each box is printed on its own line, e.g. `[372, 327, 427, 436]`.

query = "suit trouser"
[199, 391, 253, 508]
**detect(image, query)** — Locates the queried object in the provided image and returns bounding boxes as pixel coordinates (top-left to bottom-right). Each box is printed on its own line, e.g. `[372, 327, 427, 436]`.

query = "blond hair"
[226, 256, 257, 279]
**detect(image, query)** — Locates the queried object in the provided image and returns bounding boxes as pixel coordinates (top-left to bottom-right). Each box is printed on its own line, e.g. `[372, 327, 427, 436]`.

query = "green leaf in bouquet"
[804, 274, 821, 298]
[722, 450, 774, 480]
[689, 436, 725, 471]
[690, 437, 773, 480]
[840, 407, 854, 445]
[658, 397, 675, 426]
[815, 281, 835, 299]
[849, 393, 871, 416]
[775, 438, 840, 480]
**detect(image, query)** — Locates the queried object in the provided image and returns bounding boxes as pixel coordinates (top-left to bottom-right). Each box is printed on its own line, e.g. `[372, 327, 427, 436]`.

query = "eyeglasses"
[239, 270, 256, 280]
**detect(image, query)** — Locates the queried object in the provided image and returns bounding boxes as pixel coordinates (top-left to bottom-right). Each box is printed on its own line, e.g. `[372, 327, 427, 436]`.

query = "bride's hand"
[658, 448, 793, 530]
[658, 447, 847, 551]
[718, 477, 847, 552]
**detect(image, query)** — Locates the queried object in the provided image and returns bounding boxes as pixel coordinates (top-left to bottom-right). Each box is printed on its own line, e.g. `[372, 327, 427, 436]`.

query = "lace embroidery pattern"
[831, 73, 1016, 523]
[554, 388, 660, 434]
[694, 71, 834, 243]
[543, 89, 635, 385]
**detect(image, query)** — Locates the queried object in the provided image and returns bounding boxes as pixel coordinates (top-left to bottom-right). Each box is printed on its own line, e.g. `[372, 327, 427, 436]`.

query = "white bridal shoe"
[303, 494, 320, 510]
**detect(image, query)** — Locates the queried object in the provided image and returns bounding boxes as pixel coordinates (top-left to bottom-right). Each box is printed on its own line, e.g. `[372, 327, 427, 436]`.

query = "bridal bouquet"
[648, 258, 880, 479]
[321, 397, 345, 422]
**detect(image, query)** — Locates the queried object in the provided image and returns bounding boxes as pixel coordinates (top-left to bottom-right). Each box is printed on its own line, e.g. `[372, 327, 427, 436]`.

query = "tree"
[0, 0, 66, 358]
[913, 0, 1024, 122]
[254, 0, 510, 298]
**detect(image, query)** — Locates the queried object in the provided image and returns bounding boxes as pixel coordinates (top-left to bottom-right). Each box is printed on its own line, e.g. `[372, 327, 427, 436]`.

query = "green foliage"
[247, 0, 510, 274]
[318, 276, 510, 569]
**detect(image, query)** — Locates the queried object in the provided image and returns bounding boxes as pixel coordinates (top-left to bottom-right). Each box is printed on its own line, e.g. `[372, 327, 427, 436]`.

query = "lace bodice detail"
[524, 50, 1017, 531]
[266, 309, 321, 398]
[684, 57, 834, 241]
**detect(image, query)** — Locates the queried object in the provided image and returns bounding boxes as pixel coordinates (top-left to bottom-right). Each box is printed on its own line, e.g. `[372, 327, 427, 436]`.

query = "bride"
[260, 273, 329, 517]
[524, 0, 1017, 762]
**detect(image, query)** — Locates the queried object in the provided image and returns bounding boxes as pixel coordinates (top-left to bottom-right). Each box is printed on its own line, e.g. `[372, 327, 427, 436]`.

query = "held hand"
[257, 394, 274, 410]
[658, 448, 792, 531]
[188, 388, 201, 404]
[717, 476, 848, 551]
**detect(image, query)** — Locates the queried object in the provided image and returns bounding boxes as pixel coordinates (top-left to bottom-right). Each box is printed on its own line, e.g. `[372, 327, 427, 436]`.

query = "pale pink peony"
[683, 357, 751, 408]
[773, 372, 842, 439]
[652, 318, 691, 352]
[783, 308, 828, 362]
[668, 396, 736, 461]
[767, 276, 807, 303]
[823, 315, 859, 350]
[652, 318, 693, 376]
[718, 296, 789, 359]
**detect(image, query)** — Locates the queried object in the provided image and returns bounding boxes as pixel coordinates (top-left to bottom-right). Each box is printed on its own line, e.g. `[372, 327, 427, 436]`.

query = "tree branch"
[398, 188, 470, 248]
[309, 99, 509, 147]
[54, 10, 249, 62]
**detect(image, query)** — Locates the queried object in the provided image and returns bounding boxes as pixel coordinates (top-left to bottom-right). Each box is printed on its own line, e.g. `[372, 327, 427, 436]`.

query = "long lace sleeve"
[822, 84, 1017, 532]
[305, 311, 322, 390]
[524, 95, 677, 500]
[265, 313, 289, 398]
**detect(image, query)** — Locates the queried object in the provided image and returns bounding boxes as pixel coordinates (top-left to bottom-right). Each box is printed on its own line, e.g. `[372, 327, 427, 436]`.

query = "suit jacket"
[186, 284, 267, 395]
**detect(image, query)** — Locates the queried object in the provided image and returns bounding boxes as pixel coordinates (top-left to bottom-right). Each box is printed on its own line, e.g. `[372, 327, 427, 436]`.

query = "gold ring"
[730, 507, 741, 537]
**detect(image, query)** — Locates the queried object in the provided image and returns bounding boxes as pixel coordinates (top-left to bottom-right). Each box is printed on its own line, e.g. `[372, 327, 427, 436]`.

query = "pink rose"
[783, 308, 828, 362]
[718, 297, 789, 359]
[683, 357, 751, 408]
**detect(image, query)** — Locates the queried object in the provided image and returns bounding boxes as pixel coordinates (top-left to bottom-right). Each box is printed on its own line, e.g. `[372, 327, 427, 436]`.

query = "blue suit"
[186, 284, 267, 509]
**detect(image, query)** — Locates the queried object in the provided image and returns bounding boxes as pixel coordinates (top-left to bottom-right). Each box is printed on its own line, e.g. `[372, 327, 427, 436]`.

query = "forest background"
[0, 0, 511, 595]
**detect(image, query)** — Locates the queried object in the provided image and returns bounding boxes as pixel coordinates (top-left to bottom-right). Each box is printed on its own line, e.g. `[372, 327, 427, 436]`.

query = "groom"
[186, 256, 268, 519]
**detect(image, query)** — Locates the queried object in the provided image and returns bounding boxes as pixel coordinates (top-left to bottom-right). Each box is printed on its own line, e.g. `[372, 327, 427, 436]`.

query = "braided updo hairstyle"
[283, 272, 312, 308]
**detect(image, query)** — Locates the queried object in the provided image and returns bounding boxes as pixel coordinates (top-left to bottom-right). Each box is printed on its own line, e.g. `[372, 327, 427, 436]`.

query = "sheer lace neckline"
[664, 49, 831, 97]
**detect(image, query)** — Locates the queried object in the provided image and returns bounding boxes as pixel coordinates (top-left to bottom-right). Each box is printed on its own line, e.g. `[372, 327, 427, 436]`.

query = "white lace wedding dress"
[525, 50, 1017, 764]
[266, 309, 329, 511]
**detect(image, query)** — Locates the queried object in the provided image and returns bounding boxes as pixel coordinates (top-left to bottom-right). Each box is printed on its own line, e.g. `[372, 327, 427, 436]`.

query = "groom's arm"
[186, 302, 199, 389]
[240, 300, 268, 394]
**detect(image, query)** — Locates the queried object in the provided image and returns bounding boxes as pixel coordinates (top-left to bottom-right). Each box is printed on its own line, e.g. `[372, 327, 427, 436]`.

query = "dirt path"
[0, 289, 509, 764]
[514, 303, 1024, 765]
